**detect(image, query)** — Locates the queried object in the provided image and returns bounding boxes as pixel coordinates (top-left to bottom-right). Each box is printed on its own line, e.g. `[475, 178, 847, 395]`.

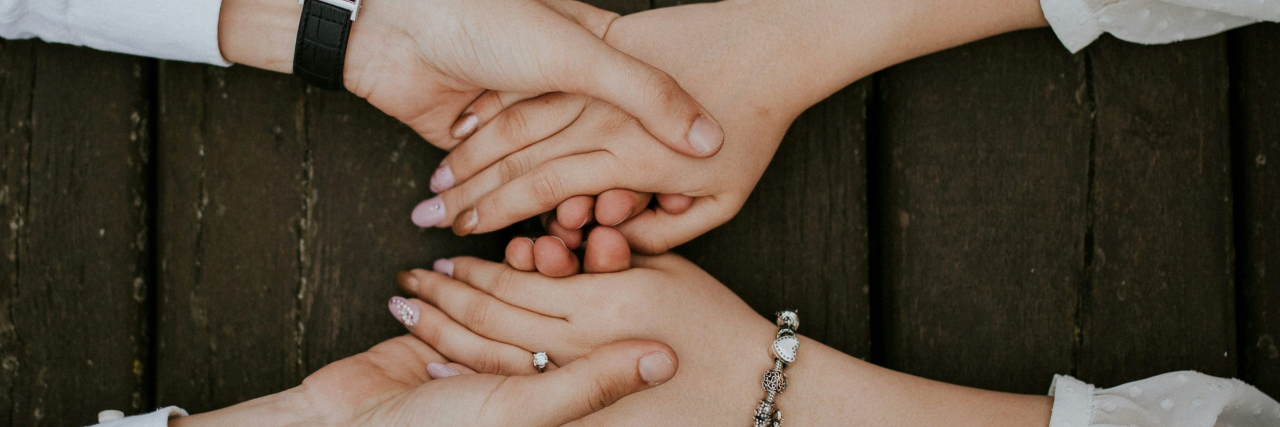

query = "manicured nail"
[687, 114, 724, 156]
[395, 270, 420, 292]
[638, 352, 675, 385]
[452, 208, 478, 236]
[430, 163, 455, 193]
[451, 113, 479, 139]
[411, 196, 446, 227]
[427, 362, 461, 379]
[388, 297, 418, 329]
[433, 258, 454, 277]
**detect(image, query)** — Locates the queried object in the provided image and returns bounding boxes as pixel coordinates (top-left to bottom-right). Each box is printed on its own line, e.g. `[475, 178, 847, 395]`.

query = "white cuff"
[67, 0, 231, 66]
[1047, 374, 1094, 427]
[1040, 0, 1102, 53]
[88, 406, 188, 427]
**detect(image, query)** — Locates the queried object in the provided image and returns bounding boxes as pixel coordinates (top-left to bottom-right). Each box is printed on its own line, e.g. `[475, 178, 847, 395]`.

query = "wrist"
[217, 0, 302, 72]
[170, 387, 321, 427]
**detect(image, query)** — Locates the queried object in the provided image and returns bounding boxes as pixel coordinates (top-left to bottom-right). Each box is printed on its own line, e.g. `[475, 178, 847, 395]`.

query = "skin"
[397, 228, 1054, 426]
[215, 0, 725, 158]
[166, 333, 679, 427]
[423, 0, 1050, 253]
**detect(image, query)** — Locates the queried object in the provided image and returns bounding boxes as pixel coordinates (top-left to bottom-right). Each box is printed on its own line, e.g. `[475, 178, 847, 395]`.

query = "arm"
[425, 0, 1049, 251]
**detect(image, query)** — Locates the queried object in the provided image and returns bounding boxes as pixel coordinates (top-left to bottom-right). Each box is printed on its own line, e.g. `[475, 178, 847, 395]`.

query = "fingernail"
[396, 270, 420, 292]
[411, 197, 446, 227]
[427, 362, 461, 379]
[687, 114, 723, 156]
[388, 297, 418, 329]
[451, 113, 479, 139]
[433, 258, 454, 277]
[452, 208, 478, 236]
[576, 216, 589, 230]
[430, 163, 455, 193]
[638, 352, 676, 385]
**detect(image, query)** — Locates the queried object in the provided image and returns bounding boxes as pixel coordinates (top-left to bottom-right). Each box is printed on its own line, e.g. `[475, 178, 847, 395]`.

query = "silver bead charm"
[776, 310, 799, 331]
[762, 368, 788, 394]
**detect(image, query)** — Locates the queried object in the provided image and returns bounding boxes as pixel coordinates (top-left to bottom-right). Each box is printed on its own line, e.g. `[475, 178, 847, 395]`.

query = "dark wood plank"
[298, 91, 511, 369]
[0, 38, 36, 427]
[155, 64, 308, 412]
[1079, 35, 1236, 384]
[1234, 23, 1280, 397]
[4, 43, 153, 426]
[873, 29, 1089, 393]
[679, 82, 873, 358]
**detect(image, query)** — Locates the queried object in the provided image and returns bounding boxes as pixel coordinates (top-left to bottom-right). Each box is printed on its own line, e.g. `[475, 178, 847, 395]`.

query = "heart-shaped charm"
[772, 335, 799, 364]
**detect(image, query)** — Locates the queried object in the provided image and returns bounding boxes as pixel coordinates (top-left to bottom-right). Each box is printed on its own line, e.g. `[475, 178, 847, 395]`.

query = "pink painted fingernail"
[427, 362, 461, 379]
[433, 258, 454, 277]
[687, 114, 723, 155]
[411, 196, 446, 227]
[430, 163, 455, 193]
[388, 297, 418, 329]
[451, 113, 479, 139]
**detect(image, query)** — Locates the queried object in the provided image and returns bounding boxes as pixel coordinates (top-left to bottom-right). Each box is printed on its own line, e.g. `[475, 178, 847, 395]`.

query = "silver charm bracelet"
[754, 310, 799, 427]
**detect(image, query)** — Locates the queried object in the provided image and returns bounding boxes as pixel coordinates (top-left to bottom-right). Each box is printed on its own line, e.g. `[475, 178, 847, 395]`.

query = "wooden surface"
[0, 13, 1276, 427]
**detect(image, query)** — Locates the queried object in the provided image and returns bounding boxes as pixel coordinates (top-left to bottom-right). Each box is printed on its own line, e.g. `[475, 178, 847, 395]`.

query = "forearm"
[169, 387, 319, 427]
[607, 0, 1047, 122]
[788, 340, 1053, 426]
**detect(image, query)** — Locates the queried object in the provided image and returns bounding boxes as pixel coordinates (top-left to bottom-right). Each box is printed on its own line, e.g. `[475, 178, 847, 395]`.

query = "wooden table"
[0, 4, 1275, 424]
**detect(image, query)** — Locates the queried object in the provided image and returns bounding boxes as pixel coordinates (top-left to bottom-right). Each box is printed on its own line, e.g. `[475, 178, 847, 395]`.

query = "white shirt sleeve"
[86, 407, 188, 427]
[0, 0, 231, 66]
[1040, 0, 1280, 52]
[1048, 371, 1280, 427]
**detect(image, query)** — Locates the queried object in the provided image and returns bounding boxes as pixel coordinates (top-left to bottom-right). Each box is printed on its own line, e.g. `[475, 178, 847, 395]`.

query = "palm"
[296, 336, 440, 424]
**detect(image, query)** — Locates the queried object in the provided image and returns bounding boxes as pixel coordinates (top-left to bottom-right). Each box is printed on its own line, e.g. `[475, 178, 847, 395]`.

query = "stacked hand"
[172, 332, 678, 427]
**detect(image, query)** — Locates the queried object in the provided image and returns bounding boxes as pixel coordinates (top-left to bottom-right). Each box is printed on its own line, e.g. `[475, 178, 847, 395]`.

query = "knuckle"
[465, 298, 497, 331]
[497, 155, 529, 184]
[491, 268, 518, 300]
[473, 348, 507, 374]
[497, 108, 532, 142]
[644, 72, 686, 110]
[588, 366, 625, 412]
[530, 170, 566, 207]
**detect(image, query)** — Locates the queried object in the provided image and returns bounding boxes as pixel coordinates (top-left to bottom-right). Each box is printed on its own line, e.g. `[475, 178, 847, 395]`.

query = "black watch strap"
[294, 0, 354, 91]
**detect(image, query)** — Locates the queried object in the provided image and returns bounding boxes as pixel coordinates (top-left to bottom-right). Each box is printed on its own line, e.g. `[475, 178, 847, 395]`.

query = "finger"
[448, 363, 478, 375]
[449, 90, 540, 143]
[534, 236, 580, 278]
[656, 193, 694, 214]
[540, 0, 619, 39]
[407, 268, 568, 354]
[456, 151, 622, 236]
[615, 196, 736, 255]
[387, 297, 544, 375]
[566, 40, 725, 158]
[594, 189, 651, 227]
[495, 340, 677, 427]
[545, 216, 583, 250]
[448, 256, 575, 317]
[582, 226, 631, 273]
[505, 237, 537, 271]
[556, 196, 595, 231]
[435, 93, 588, 192]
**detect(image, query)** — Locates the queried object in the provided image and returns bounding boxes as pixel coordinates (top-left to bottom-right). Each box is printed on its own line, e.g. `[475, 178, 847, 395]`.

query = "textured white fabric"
[85, 406, 187, 427]
[1048, 371, 1280, 427]
[1041, 0, 1280, 52]
[0, 0, 230, 65]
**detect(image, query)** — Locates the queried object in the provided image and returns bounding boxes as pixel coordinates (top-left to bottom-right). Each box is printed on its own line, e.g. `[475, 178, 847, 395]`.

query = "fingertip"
[395, 270, 420, 294]
[546, 217, 583, 249]
[432, 258, 455, 278]
[685, 113, 724, 157]
[556, 196, 595, 230]
[656, 194, 693, 214]
[534, 236, 580, 277]
[584, 227, 631, 273]
[505, 237, 537, 271]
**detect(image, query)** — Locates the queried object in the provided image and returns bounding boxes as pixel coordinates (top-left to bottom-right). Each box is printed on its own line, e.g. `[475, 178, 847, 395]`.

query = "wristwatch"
[294, 0, 362, 91]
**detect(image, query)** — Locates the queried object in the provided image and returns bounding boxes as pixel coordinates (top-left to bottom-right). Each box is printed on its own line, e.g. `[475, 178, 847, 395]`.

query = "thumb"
[570, 40, 725, 158]
[504, 340, 678, 426]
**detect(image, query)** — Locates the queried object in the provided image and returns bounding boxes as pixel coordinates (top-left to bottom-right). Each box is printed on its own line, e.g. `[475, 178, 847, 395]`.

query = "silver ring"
[533, 352, 548, 373]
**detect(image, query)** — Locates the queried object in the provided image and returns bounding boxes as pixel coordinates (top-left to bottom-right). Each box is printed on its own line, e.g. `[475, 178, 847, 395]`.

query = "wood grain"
[873, 29, 1089, 394]
[1078, 35, 1236, 384]
[154, 63, 309, 412]
[2, 43, 153, 426]
[1233, 23, 1280, 397]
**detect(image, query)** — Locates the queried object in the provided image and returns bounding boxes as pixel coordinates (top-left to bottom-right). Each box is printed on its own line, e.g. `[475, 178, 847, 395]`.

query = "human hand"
[391, 228, 786, 424]
[171, 333, 678, 427]
[216, 0, 724, 156]
[410, 2, 808, 253]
